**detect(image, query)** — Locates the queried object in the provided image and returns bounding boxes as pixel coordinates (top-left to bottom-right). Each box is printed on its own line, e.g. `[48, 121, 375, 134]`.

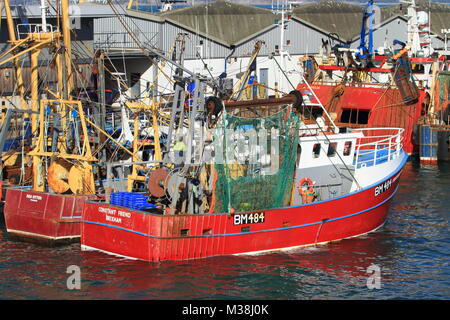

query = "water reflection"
[0, 162, 449, 299]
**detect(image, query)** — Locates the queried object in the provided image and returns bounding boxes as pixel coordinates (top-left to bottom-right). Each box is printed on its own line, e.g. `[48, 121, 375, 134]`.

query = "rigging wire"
[272, 52, 363, 190]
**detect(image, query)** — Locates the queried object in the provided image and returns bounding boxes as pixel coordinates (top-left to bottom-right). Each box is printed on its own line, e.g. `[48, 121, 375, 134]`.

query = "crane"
[355, 0, 375, 68]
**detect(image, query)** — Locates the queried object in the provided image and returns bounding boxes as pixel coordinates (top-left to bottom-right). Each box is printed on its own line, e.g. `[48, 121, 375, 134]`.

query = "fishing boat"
[0, 0, 198, 242]
[78, 3, 409, 261]
[80, 66, 408, 261]
[296, 0, 449, 157]
[417, 69, 450, 165]
[1, 0, 103, 243]
[296, 78, 427, 156]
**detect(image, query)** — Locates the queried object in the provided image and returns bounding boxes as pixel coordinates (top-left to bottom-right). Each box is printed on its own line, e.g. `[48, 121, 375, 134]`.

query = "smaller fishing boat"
[1, 0, 100, 243]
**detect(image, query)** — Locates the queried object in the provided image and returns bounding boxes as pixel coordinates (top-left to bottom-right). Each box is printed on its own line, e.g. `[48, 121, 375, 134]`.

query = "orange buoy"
[298, 177, 315, 204]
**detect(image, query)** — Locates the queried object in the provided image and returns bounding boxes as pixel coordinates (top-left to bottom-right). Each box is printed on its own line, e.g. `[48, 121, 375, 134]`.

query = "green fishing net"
[212, 106, 299, 213]
[436, 72, 450, 108]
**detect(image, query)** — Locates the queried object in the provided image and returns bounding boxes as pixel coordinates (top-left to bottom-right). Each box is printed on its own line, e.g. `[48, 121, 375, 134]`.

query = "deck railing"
[16, 24, 58, 40]
[352, 128, 404, 168]
[93, 31, 158, 52]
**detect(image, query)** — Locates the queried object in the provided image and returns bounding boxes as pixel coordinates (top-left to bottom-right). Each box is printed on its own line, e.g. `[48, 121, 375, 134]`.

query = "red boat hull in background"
[81, 158, 406, 262]
[4, 188, 96, 243]
[297, 83, 427, 155]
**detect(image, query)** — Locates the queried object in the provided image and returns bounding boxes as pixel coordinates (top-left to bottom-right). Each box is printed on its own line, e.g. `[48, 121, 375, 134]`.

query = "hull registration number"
[233, 212, 265, 225]
[374, 178, 392, 197]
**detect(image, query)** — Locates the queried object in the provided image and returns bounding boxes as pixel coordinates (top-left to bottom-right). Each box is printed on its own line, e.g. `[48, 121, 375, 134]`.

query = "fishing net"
[434, 72, 450, 114]
[212, 106, 299, 213]
[393, 54, 420, 105]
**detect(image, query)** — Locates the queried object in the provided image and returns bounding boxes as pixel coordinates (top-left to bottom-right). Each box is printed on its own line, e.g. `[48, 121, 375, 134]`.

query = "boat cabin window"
[343, 141, 352, 156]
[327, 142, 337, 157]
[299, 106, 323, 121]
[312, 143, 321, 158]
[297, 145, 302, 166]
[412, 64, 425, 73]
[340, 109, 369, 124]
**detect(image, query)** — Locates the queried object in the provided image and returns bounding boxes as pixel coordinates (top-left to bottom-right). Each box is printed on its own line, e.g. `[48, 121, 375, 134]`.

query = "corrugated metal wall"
[233, 20, 333, 58]
[350, 18, 409, 50]
[160, 22, 233, 59]
[93, 16, 160, 52]
[372, 18, 408, 49]
[350, 17, 445, 51]
[93, 15, 332, 60]
[94, 13, 446, 61]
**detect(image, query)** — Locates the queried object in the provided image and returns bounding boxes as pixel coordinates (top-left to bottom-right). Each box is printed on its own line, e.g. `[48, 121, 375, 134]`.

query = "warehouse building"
[1, 0, 449, 98]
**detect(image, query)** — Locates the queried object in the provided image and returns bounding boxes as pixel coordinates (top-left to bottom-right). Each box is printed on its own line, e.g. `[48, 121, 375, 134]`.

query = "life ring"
[298, 177, 315, 204]
[298, 177, 314, 193]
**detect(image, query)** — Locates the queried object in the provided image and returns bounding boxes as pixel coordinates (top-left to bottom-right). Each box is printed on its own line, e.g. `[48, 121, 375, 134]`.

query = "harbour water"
[0, 161, 448, 300]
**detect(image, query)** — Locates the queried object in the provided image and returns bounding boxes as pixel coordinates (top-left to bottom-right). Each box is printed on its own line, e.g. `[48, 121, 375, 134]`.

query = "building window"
[130, 72, 141, 88]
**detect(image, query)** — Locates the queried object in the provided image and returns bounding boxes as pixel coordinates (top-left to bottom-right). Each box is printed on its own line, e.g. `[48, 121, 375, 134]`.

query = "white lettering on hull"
[98, 206, 132, 225]
[105, 215, 122, 223]
[374, 178, 392, 197]
[26, 194, 43, 202]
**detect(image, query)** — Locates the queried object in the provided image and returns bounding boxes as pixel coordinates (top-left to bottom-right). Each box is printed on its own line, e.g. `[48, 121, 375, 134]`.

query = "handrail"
[16, 23, 59, 41]
[351, 128, 404, 168]
[309, 81, 391, 88]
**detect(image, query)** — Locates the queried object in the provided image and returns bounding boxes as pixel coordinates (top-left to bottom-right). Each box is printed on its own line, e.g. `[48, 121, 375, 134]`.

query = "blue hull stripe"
[82, 185, 399, 239]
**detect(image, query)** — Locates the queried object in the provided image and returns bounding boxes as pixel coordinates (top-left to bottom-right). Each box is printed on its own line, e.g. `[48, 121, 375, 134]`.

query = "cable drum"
[47, 159, 72, 194]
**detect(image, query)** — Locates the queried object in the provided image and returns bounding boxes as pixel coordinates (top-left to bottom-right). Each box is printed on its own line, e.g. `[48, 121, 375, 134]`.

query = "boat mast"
[30, 0, 56, 191]
[2, 0, 27, 109]
[61, 0, 74, 98]
[24, 1, 97, 194]
[231, 40, 264, 101]
[401, 0, 421, 56]
[40, 0, 48, 32]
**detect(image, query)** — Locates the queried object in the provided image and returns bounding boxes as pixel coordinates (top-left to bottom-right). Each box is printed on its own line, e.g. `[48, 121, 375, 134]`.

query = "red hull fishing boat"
[3, 99, 99, 244]
[1, 0, 102, 243]
[81, 75, 408, 261]
[4, 190, 95, 242]
[81, 157, 405, 261]
[295, 0, 450, 157]
[78, 4, 409, 260]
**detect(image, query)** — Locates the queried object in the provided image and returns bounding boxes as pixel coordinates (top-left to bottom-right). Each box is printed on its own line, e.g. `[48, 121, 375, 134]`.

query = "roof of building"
[121, 0, 450, 48]
[291, 0, 366, 42]
[157, 0, 279, 46]
[291, 0, 450, 42]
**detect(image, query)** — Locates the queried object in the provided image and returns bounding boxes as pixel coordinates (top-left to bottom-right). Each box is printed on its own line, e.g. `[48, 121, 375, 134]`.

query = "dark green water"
[0, 162, 449, 300]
